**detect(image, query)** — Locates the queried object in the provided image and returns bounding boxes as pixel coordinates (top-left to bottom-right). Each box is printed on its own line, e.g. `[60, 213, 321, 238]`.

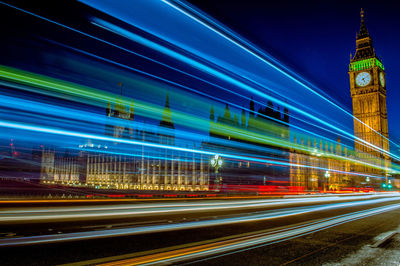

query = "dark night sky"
[188, 0, 400, 146]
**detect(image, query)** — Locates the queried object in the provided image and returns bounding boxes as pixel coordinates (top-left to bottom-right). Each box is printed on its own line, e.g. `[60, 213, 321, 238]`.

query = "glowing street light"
[211, 154, 223, 173]
[211, 154, 223, 187]
[324, 171, 330, 178]
[324, 171, 330, 192]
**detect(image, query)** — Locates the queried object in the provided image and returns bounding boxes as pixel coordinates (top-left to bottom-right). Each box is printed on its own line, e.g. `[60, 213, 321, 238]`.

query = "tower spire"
[249, 97, 255, 117]
[160, 93, 174, 129]
[351, 8, 375, 62]
[223, 104, 231, 119]
[357, 8, 369, 40]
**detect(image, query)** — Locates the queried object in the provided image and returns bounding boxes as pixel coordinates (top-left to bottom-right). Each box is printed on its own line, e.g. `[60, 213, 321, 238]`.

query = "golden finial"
[361, 8, 364, 21]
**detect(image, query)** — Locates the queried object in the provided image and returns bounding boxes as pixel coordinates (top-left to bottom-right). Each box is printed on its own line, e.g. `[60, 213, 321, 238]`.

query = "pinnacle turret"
[357, 8, 369, 40]
[223, 104, 231, 119]
[210, 105, 215, 122]
[351, 8, 375, 62]
[160, 93, 174, 129]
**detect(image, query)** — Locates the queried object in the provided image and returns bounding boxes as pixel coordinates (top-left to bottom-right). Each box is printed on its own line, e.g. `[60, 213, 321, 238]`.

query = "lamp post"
[211, 154, 223, 189]
[386, 173, 392, 188]
[324, 170, 330, 192]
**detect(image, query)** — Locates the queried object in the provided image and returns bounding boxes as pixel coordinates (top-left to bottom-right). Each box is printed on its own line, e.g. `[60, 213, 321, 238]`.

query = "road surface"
[0, 193, 399, 265]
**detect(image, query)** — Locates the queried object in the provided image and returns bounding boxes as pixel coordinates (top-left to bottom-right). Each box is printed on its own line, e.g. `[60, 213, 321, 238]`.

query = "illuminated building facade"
[289, 137, 351, 192]
[41, 95, 210, 191]
[349, 9, 390, 177]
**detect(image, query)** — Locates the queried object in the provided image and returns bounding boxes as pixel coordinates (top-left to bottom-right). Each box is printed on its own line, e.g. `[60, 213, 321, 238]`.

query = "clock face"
[379, 72, 385, 87]
[356, 72, 371, 87]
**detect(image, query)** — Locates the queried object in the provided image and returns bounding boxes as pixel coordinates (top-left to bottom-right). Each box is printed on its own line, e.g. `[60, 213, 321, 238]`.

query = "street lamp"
[324, 170, 330, 192]
[211, 154, 223, 173]
[211, 154, 223, 187]
[388, 179, 393, 190]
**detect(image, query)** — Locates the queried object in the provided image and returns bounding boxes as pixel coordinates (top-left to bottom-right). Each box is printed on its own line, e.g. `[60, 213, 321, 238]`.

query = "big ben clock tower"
[349, 9, 390, 177]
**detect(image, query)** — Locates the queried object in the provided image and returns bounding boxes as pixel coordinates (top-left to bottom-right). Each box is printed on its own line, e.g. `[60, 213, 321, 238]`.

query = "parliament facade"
[41, 10, 392, 193]
[41, 95, 211, 191]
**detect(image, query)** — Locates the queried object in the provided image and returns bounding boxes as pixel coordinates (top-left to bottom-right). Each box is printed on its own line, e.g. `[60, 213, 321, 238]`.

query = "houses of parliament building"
[41, 95, 211, 191]
[41, 9, 391, 192]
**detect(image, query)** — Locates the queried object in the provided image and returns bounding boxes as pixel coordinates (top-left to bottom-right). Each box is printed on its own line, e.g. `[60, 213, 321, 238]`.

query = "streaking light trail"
[0, 0, 398, 195]
[0, 196, 399, 247]
[0, 64, 396, 177]
[91, 17, 396, 159]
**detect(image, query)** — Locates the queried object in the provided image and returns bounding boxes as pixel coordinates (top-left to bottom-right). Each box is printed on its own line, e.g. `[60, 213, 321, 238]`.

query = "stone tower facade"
[349, 9, 390, 176]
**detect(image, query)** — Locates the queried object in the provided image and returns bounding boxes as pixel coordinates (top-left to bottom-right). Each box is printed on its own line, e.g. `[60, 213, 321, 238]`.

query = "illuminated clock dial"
[379, 72, 385, 87]
[355, 72, 371, 87]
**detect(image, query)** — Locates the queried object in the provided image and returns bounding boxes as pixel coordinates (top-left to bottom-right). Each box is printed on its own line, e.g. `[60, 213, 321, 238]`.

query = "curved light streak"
[0, 197, 399, 247]
[161, 0, 397, 149]
[1, 1, 396, 159]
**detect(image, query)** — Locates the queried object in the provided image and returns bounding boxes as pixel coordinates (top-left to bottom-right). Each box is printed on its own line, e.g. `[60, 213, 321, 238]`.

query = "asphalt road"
[0, 194, 399, 265]
[197, 208, 400, 266]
